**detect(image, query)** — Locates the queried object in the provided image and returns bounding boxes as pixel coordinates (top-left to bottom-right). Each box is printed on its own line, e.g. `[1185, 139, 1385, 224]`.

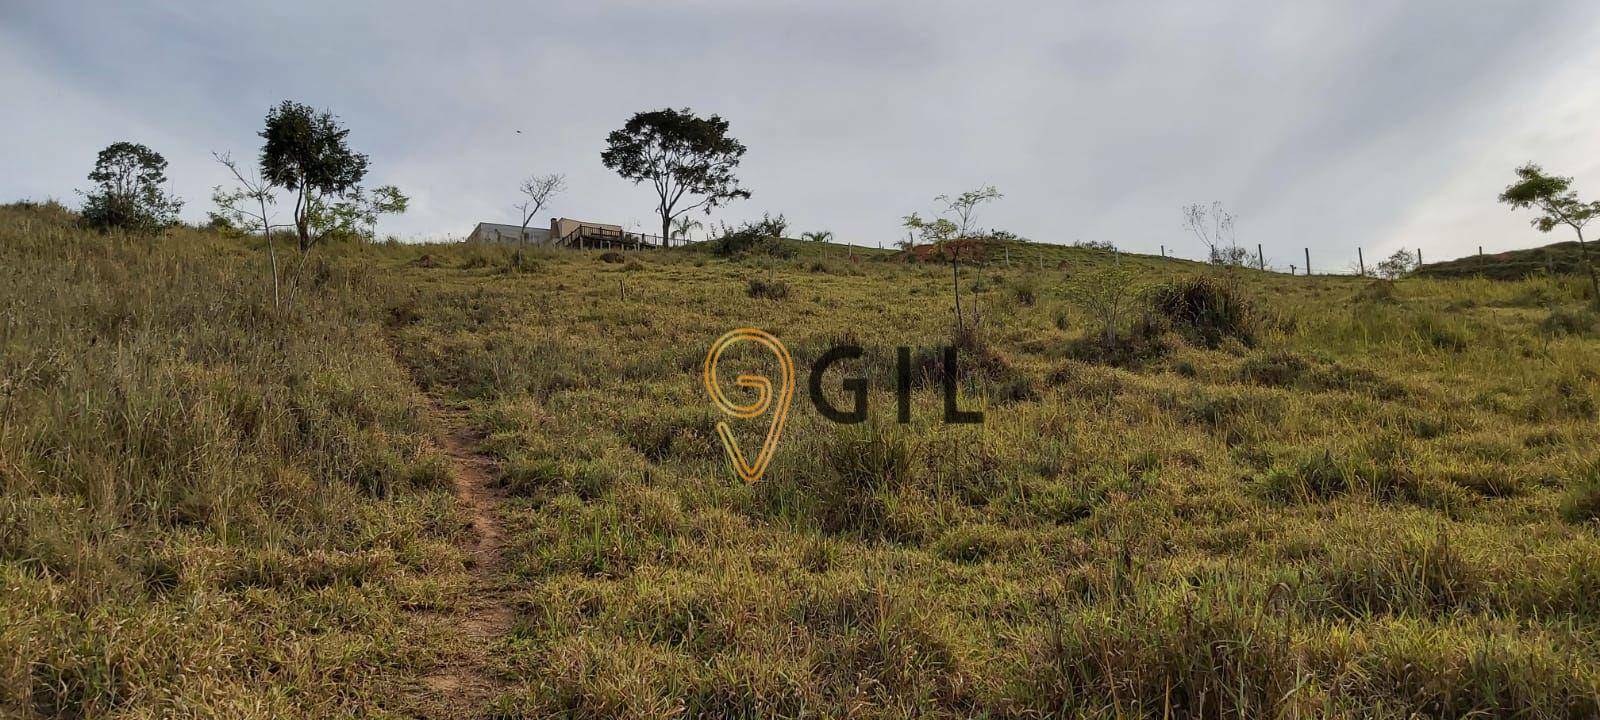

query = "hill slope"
[377, 239, 1600, 718]
[6, 206, 1600, 718]
[0, 204, 472, 717]
[1415, 239, 1598, 280]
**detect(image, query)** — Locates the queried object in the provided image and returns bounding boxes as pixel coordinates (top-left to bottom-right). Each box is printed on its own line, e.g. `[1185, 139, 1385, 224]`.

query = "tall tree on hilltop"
[601, 108, 751, 248]
[79, 142, 183, 232]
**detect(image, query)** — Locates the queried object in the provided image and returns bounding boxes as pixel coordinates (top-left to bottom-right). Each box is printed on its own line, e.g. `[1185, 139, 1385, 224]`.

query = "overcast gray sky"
[4, 1, 1599, 268]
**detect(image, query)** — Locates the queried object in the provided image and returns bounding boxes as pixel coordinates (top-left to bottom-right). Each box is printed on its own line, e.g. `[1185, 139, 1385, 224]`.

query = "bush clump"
[746, 277, 790, 300]
[1009, 277, 1038, 306]
[711, 213, 792, 258]
[599, 251, 625, 264]
[1560, 465, 1600, 524]
[1065, 314, 1174, 367]
[1355, 279, 1397, 303]
[1143, 274, 1257, 348]
[909, 325, 1014, 389]
[1541, 307, 1599, 336]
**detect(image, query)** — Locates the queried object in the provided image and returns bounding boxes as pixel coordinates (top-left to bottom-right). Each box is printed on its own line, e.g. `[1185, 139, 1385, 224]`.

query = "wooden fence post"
[1257, 244, 1264, 271]
[1358, 247, 1366, 277]
[1416, 249, 1423, 266]
[1305, 248, 1312, 276]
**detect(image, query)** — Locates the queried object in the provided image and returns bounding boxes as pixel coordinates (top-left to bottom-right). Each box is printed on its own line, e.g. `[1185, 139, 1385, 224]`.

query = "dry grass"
[374, 238, 1600, 717]
[0, 203, 471, 718]
[6, 205, 1600, 717]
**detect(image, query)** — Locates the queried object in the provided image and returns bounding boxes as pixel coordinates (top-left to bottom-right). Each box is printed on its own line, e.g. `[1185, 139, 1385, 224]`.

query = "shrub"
[711, 213, 792, 258]
[769, 424, 918, 536]
[1009, 277, 1038, 306]
[909, 325, 1014, 389]
[1541, 307, 1599, 336]
[1356, 279, 1397, 303]
[1560, 465, 1600, 524]
[599, 251, 625, 264]
[746, 277, 789, 300]
[1320, 532, 1482, 616]
[1065, 313, 1174, 367]
[1376, 249, 1416, 279]
[1143, 274, 1257, 348]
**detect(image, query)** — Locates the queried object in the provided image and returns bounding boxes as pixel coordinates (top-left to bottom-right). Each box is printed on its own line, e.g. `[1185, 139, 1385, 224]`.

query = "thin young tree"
[601, 108, 751, 248]
[1376, 249, 1416, 280]
[905, 212, 966, 326]
[916, 186, 1003, 329]
[258, 100, 405, 279]
[937, 186, 1002, 238]
[514, 173, 566, 266]
[211, 152, 286, 308]
[1499, 163, 1600, 304]
[1184, 201, 1249, 266]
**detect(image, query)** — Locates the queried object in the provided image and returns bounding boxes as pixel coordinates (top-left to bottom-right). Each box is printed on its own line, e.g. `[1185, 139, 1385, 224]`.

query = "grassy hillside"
[6, 207, 1600, 717]
[377, 239, 1600, 717]
[1415, 239, 1600, 283]
[0, 204, 472, 718]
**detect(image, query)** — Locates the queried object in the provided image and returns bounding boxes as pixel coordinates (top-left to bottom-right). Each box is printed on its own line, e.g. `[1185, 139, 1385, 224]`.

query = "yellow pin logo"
[703, 328, 794, 483]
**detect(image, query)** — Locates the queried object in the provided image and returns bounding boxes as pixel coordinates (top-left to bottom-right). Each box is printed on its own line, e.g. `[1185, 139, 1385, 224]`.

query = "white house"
[466, 222, 551, 245]
[466, 217, 654, 248]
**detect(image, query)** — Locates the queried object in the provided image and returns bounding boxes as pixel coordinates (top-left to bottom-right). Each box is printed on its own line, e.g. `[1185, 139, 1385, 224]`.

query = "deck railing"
[558, 224, 671, 249]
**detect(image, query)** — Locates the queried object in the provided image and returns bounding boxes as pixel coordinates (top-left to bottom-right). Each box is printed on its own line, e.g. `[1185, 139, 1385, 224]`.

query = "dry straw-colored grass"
[0, 203, 469, 718]
[6, 201, 1600, 718]
[375, 234, 1600, 718]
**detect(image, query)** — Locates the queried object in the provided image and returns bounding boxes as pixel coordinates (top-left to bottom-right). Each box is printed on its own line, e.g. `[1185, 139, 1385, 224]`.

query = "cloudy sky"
[4, 1, 1599, 269]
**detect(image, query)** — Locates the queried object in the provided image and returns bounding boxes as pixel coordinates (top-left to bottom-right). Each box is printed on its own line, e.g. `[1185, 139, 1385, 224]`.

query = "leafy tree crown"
[600, 108, 751, 217]
[1499, 163, 1599, 233]
[80, 141, 183, 231]
[259, 101, 369, 197]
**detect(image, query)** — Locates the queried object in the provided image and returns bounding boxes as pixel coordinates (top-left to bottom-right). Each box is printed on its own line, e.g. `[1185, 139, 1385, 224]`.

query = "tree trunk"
[662, 215, 672, 250]
[971, 261, 983, 328]
[518, 221, 530, 269]
[258, 195, 280, 310]
[1578, 226, 1600, 307]
[951, 257, 963, 331]
[266, 233, 281, 310]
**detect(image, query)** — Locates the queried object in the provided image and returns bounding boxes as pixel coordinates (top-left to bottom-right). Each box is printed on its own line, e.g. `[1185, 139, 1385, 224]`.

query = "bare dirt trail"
[411, 398, 516, 718]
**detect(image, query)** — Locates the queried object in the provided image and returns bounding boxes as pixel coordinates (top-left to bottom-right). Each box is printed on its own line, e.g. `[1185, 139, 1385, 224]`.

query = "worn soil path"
[409, 398, 515, 718]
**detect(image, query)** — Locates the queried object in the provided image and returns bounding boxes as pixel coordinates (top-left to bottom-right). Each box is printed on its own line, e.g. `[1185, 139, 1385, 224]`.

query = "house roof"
[473, 222, 544, 235]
